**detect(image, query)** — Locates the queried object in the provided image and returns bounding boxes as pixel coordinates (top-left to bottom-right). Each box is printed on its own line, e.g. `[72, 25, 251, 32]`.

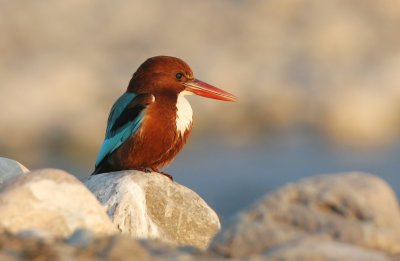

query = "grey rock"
[211, 172, 400, 258]
[0, 157, 29, 187]
[0, 231, 155, 261]
[139, 240, 226, 261]
[83, 170, 221, 250]
[0, 168, 116, 237]
[264, 236, 390, 261]
[88, 235, 155, 261]
[66, 229, 95, 247]
[16, 229, 54, 241]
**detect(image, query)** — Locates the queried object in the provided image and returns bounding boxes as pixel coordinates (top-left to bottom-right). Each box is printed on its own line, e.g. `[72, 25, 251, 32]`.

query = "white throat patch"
[176, 91, 193, 135]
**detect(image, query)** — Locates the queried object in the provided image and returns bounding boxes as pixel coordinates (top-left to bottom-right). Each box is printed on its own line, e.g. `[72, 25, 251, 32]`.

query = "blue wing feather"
[95, 92, 145, 166]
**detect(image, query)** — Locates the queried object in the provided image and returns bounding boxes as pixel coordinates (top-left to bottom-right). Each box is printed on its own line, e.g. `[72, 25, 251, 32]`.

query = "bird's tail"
[91, 165, 104, 175]
[91, 158, 114, 175]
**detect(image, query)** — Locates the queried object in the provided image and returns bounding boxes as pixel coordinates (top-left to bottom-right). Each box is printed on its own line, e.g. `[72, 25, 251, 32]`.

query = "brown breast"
[113, 94, 193, 169]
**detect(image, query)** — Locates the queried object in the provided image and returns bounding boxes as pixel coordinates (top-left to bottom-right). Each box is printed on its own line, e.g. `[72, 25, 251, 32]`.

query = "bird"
[92, 56, 237, 180]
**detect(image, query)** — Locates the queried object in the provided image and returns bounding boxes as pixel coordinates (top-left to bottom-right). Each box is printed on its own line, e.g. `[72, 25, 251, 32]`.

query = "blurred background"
[1, 0, 400, 220]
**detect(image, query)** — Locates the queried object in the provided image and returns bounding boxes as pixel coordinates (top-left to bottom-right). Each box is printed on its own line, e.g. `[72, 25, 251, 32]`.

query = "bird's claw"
[136, 168, 152, 173]
[150, 167, 174, 181]
[158, 172, 173, 181]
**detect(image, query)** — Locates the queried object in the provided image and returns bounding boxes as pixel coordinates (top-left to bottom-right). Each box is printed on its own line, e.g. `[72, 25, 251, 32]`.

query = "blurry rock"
[0, 231, 65, 261]
[0, 231, 154, 261]
[66, 229, 95, 247]
[0, 168, 116, 237]
[139, 239, 209, 261]
[264, 236, 389, 261]
[82, 235, 154, 261]
[83, 170, 220, 250]
[211, 172, 400, 258]
[322, 89, 399, 148]
[16, 229, 54, 241]
[0, 157, 29, 187]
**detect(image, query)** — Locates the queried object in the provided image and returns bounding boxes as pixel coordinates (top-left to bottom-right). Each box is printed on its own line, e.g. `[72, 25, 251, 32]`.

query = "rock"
[0, 157, 29, 187]
[16, 229, 54, 241]
[0, 231, 154, 261]
[0, 168, 116, 237]
[264, 236, 390, 261]
[211, 172, 400, 258]
[83, 170, 220, 250]
[139, 240, 219, 261]
[85, 235, 155, 261]
[1, 229, 236, 261]
[322, 89, 400, 148]
[66, 229, 95, 247]
[0, 229, 244, 261]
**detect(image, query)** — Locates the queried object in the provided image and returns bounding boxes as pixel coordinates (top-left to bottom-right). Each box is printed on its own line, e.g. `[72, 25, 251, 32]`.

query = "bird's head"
[127, 56, 237, 102]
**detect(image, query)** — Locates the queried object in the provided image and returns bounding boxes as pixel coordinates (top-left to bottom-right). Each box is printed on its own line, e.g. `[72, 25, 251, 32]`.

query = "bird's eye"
[176, 73, 183, 80]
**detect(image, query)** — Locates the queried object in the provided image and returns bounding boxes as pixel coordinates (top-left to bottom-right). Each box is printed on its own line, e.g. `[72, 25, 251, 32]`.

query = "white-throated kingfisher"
[92, 56, 237, 180]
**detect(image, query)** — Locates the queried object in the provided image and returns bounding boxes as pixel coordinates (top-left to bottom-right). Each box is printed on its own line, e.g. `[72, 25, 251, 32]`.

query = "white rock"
[264, 236, 390, 261]
[0, 168, 116, 237]
[83, 170, 221, 250]
[212, 172, 400, 258]
[0, 157, 29, 187]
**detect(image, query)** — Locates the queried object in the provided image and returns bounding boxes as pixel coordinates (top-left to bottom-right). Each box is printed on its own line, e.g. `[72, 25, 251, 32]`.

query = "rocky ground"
[1, 157, 399, 260]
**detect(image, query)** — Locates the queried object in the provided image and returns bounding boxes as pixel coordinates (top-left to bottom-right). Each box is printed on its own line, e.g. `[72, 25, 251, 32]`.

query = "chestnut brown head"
[128, 55, 237, 102]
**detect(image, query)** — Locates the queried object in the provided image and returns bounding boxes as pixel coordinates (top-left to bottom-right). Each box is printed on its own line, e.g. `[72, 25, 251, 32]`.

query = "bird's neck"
[175, 92, 193, 135]
[146, 92, 193, 136]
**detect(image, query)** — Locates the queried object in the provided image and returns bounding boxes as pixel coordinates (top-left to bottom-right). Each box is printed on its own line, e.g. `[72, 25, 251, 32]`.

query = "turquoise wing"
[95, 92, 150, 167]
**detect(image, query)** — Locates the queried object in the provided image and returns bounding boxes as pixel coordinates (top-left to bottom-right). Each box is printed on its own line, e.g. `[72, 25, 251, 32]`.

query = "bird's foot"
[136, 167, 152, 173]
[159, 172, 174, 181]
[150, 166, 174, 181]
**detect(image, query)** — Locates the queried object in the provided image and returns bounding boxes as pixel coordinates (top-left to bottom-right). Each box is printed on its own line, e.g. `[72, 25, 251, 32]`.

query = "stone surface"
[139, 240, 226, 261]
[2, 170, 399, 260]
[66, 229, 95, 247]
[0, 230, 240, 261]
[83, 170, 221, 250]
[0, 231, 154, 261]
[264, 236, 390, 261]
[0, 157, 29, 187]
[0, 231, 395, 261]
[0, 168, 116, 237]
[211, 172, 400, 258]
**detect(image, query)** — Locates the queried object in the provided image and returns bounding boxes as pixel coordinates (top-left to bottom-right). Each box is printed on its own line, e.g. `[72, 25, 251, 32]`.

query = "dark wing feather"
[94, 92, 154, 169]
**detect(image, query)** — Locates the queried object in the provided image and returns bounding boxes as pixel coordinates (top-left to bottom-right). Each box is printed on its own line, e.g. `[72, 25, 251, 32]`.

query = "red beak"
[183, 79, 237, 102]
